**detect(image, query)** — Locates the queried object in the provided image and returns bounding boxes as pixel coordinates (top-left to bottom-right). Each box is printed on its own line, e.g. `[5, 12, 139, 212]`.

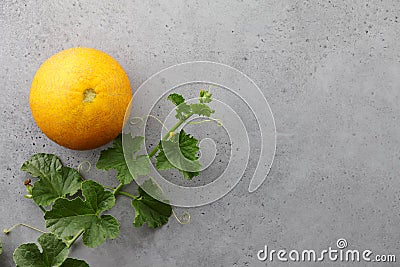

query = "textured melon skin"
[30, 47, 132, 150]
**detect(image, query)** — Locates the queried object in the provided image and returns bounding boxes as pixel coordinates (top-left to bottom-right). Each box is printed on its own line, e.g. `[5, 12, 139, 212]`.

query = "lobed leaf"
[175, 102, 192, 120]
[167, 92, 214, 120]
[132, 180, 172, 228]
[20, 153, 82, 206]
[167, 93, 185, 106]
[155, 130, 201, 179]
[13, 233, 69, 267]
[45, 180, 119, 248]
[190, 103, 214, 117]
[97, 134, 149, 185]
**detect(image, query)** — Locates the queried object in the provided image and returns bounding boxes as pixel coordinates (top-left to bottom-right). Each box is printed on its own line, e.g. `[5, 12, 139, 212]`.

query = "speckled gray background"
[1, 0, 400, 266]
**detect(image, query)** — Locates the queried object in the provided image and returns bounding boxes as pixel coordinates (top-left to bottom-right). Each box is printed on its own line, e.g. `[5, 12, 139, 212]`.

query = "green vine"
[3, 90, 215, 266]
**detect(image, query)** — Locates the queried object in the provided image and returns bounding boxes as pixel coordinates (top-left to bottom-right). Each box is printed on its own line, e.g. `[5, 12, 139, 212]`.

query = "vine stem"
[110, 114, 194, 227]
[148, 114, 193, 158]
[104, 185, 115, 191]
[66, 229, 84, 248]
[116, 191, 137, 199]
[3, 223, 47, 235]
[172, 210, 191, 225]
[113, 183, 124, 196]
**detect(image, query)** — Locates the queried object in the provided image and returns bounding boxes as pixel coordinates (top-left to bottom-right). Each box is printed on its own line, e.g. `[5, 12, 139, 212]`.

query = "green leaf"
[13, 233, 69, 267]
[129, 155, 150, 178]
[21, 154, 82, 206]
[97, 134, 149, 185]
[190, 103, 214, 117]
[175, 102, 192, 120]
[167, 93, 191, 119]
[61, 258, 89, 267]
[45, 180, 119, 248]
[155, 130, 201, 179]
[139, 179, 165, 201]
[169, 130, 200, 160]
[167, 92, 214, 120]
[179, 169, 200, 180]
[0, 239, 2, 255]
[167, 93, 185, 106]
[132, 180, 172, 228]
[154, 150, 173, 170]
[21, 153, 62, 177]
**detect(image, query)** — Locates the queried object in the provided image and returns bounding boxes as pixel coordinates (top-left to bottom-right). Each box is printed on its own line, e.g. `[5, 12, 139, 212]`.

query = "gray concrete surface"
[1, 0, 400, 266]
